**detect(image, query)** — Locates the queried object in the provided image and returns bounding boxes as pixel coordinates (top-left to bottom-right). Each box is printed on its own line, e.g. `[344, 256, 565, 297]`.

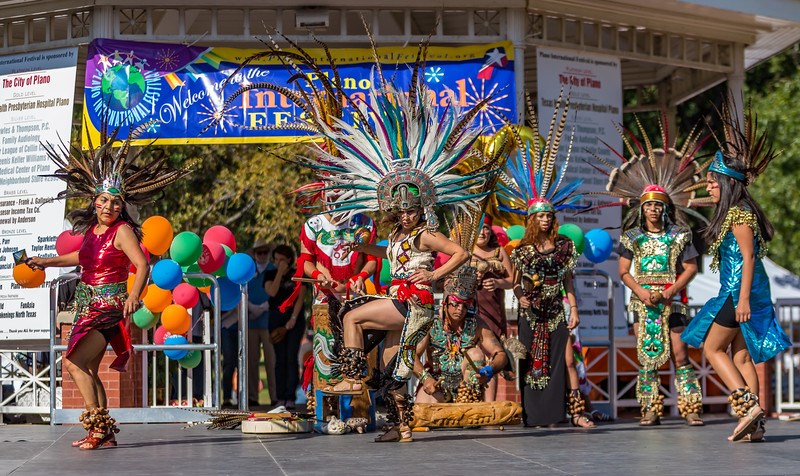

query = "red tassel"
[278, 253, 314, 313]
[301, 354, 314, 392]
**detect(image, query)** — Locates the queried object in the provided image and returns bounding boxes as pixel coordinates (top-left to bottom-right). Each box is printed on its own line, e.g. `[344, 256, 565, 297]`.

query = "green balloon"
[178, 350, 202, 369]
[507, 225, 526, 241]
[170, 231, 203, 267]
[184, 262, 212, 287]
[213, 244, 234, 277]
[132, 307, 158, 330]
[379, 258, 391, 286]
[558, 223, 585, 254]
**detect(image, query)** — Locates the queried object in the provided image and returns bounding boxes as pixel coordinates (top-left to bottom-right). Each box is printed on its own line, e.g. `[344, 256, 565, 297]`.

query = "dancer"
[682, 99, 791, 442]
[32, 124, 189, 449]
[589, 116, 708, 426]
[496, 93, 589, 427]
[414, 266, 508, 404]
[470, 216, 514, 401]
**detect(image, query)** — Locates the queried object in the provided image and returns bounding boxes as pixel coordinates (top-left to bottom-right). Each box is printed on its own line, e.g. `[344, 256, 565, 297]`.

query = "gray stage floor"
[2, 415, 799, 475]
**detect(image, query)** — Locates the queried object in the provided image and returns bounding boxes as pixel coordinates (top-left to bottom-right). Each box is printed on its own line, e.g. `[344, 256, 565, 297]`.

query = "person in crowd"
[247, 239, 276, 408]
[220, 306, 239, 408]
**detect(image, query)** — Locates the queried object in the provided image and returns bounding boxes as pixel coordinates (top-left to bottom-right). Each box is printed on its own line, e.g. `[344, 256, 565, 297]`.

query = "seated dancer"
[495, 92, 591, 427]
[31, 124, 189, 449]
[212, 34, 503, 442]
[414, 265, 508, 404]
[682, 98, 791, 442]
[589, 116, 707, 426]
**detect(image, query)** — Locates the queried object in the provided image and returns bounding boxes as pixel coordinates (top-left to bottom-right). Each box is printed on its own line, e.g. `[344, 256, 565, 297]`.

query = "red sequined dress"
[66, 220, 132, 371]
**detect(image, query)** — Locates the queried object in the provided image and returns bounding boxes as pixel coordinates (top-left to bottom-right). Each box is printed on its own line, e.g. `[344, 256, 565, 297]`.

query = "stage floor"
[2, 415, 799, 475]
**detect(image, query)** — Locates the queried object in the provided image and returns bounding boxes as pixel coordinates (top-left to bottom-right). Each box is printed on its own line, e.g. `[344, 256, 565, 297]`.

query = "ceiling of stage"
[0, 0, 798, 110]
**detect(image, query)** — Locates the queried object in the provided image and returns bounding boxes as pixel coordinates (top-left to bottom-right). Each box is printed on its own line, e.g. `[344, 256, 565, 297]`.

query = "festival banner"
[536, 47, 628, 340]
[82, 38, 516, 146]
[0, 47, 77, 341]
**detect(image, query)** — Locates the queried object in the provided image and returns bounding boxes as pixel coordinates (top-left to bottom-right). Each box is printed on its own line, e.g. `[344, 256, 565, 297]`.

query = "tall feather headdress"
[496, 90, 585, 217]
[583, 112, 711, 229]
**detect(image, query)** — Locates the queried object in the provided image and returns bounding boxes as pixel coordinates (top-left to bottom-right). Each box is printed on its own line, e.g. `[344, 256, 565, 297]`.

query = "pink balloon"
[492, 226, 510, 247]
[153, 325, 172, 345]
[130, 243, 151, 274]
[197, 242, 226, 273]
[203, 225, 236, 252]
[55, 231, 84, 256]
[434, 252, 451, 269]
[173, 282, 199, 308]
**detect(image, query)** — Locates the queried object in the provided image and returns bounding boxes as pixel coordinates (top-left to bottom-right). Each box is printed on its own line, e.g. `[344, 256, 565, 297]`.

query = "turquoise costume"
[682, 206, 791, 363]
[427, 312, 482, 402]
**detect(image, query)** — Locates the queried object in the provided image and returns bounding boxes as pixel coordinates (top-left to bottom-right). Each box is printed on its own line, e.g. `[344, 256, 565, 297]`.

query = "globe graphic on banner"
[100, 64, 146, 111]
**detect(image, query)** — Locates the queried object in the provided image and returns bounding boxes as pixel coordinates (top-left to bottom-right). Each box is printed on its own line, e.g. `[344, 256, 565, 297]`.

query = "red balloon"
[434, 252, 451, 269]
[129, 243, 151, 274]
[197, 242, 226, 273]
[203, 225, 236, 252]
[55, 231, 84, 256]
[492, 226, 510, 247]
[173, 282, 199, 308]
[153, 325, 173, 345]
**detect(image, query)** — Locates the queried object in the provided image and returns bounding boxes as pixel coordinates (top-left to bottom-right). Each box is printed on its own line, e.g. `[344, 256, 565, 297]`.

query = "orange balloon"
[364, 278, 376, 295]
[142, 284, 173, 313]
[141, 215, 173, 256]
[127, 273, 149, 300]
[504, 239, 521, 255]
[197, 285, 211, 294]
[161, 303, 190, 335]
[13, 264, 45, 288]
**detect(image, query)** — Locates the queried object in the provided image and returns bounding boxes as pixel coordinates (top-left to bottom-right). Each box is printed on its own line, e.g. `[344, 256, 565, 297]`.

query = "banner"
[0, 47, 77, 341]
[536, 47, 627, 340]
[83, 38, 516, 146]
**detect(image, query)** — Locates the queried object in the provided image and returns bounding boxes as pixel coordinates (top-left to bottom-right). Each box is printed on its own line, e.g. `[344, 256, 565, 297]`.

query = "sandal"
[374, 425, 413, 443]
[72, 430, 91, 447]
[685, 412, 705, 426]
[729, 387, 764, 442]
[639, 411, 661, 426]
[740, 419, 766, 443]
[321, 378, 364, 395]
[571, 413, 596, 429]
[79, 431, 117, 450]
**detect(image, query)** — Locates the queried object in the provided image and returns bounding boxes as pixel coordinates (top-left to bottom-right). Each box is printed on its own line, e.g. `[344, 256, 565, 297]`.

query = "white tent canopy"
[687, 255, 800, 307]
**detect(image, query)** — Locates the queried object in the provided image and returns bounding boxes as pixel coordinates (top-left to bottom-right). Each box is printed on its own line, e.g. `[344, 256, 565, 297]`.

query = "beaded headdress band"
[709, 151, 746, 182]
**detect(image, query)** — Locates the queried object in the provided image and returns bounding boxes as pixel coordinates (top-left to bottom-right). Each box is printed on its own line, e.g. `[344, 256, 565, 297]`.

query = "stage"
[2, 415, 799, 475]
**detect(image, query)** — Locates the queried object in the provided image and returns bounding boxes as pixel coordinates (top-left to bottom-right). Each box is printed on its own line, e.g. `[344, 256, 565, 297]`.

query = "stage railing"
[775, 298, 800, 414]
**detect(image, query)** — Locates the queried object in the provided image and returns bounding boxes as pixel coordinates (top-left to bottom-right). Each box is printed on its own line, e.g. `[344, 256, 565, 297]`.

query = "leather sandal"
[639, 411, 661, 426]
[731, 406, 764, 442]
[321, 378, 364, 395]
[741, 419, 766, 443]
[685, 412, 705, 426]
[571, 413, 596, 429]
[72, 430, 91, 447]
[375, 425, 413, 443]
[79, 431, 117, 450]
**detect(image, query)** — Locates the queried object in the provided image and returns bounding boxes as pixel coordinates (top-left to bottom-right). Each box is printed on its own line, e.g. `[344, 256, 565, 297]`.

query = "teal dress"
[682, 207, 791, 363]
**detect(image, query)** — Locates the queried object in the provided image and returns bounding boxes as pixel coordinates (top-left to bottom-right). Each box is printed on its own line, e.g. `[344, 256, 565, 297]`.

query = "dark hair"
[703, 155, 774, 243]
[477, 225, 500, 250]
[68, 201, 143, 241]
[272, 244, 296, 261]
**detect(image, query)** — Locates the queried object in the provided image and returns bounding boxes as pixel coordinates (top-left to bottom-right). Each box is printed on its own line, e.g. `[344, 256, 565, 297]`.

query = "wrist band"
[353, 271, 369, 281]
[311, 270, 322, 280]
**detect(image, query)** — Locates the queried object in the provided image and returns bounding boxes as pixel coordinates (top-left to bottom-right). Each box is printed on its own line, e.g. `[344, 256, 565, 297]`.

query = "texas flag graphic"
[477, 47, 508, 80]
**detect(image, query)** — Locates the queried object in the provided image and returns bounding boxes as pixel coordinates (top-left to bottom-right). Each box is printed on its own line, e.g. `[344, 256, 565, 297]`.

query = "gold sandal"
[639, 411, 661, 426]
[321, 378, 364, 395]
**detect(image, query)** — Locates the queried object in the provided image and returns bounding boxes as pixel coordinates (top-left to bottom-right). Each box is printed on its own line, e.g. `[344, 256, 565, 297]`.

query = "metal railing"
[775, 298, 800, 414]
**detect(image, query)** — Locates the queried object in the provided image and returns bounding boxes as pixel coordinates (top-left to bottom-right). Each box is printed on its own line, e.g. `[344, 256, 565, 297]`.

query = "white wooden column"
[507, 8, 526, 122]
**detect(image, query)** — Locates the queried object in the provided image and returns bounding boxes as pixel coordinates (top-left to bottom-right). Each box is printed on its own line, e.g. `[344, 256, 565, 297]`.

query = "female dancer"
[682, 101, 791, 442]
[34, 126, 189, 449]
[470, 217, 514, 401]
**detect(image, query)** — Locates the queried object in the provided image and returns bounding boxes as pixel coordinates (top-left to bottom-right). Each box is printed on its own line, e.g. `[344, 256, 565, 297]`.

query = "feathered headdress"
[42, 120, 191, 206]
[584, 113, 711, 228]
[709, 94, 778, 185]
[496, 90, 585, 217]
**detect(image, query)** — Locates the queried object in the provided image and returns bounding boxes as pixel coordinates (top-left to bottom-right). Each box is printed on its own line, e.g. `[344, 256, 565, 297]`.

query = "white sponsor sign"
[536, 47, 627, 339]
[0, 47, 77, 341]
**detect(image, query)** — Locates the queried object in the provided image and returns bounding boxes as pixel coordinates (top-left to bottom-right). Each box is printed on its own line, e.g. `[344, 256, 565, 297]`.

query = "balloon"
[210, 276, 240, 311]
[377, 239, 388, 246]
[379, 258, 391, 286]
[141, 216, 173, 256]
[178, 350, 202, 369]
[132, 307, 158, 330]
[173, 282, 199, 308]
[13, 264, 45, 288]
[203, 225, 236, 252]
[151, 259, 183, 290]
[161, 303, 191, 335]
[506, 225, 526, 241]
[198, 285, 211, 294]
[129, 243, 150, 274]
[126, 273, 149, 300]
[504, 239, 521, 255]
[143, 284, 173, 313]
[227, 253, 256, 285]
[55, 231, 83, 256]
[170, 231, 203, 267]
[558, 223, 585, 254]
[583, 229, 614, 264]
[364, 278, 376, 295]
[164, 335, 189, 360]
[184, 263, 212, 288]
[492, 226, 509, 247]
[153, 325, 172, 345]
[434, 252, 451, 269]
[197, 241, 226, 274]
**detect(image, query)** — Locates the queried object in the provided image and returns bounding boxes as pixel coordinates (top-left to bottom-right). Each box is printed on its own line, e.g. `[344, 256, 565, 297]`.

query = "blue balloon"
[151, 259, 183, 290]
[227, 253, 256, 285]
[164, 334, 188, 360]
[377, 239, 388, 246]
[583, 229, 613, 264]
[210, 276, 241, 311]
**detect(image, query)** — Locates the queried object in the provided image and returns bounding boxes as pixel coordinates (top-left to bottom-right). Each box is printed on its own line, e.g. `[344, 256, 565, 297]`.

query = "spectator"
[247, 239, 277, 407]
[220, 306, 239, 408]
